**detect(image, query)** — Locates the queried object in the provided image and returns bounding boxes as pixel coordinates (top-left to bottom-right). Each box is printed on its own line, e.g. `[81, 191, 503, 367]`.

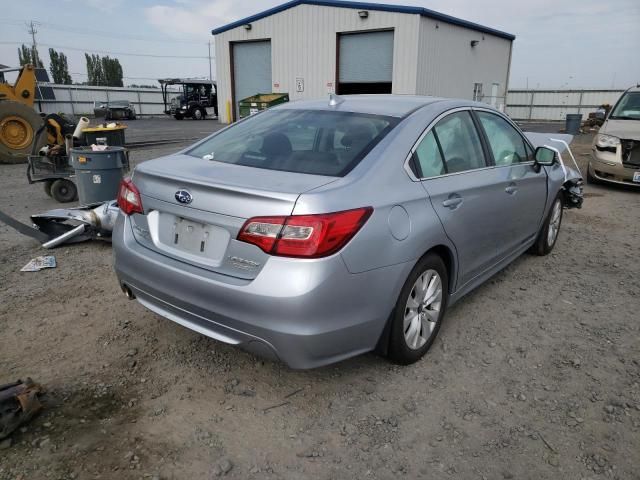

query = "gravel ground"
[1, 133, 639, 480]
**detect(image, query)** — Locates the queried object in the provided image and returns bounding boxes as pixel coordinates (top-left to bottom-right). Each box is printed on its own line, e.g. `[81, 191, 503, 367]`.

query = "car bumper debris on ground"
[0, 200, 119, 249]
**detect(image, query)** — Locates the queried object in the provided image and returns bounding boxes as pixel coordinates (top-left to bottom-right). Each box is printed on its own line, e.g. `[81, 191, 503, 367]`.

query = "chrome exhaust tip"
[121, 284, 136, 300]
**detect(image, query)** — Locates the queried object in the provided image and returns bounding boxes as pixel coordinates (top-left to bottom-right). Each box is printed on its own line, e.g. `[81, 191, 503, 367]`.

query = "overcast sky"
[1, 0, 638, 89]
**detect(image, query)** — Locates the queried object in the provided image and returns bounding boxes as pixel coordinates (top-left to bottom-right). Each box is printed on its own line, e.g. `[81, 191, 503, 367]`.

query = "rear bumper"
[113, 215, 410, 369]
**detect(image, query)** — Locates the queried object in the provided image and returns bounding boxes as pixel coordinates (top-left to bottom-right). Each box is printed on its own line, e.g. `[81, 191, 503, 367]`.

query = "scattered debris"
[32, 200, 119, 248]
[0, 209, 50, 243]
[537, 431, 557, 453]
[0, 379, 43, 440]
[0, 200, 119, 249]
[20, 256, 56, 272]
[284, 387, 304, 399]
[263, 401, 290, 413]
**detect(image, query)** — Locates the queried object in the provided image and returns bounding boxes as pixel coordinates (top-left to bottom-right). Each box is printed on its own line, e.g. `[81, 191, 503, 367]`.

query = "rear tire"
[387, 253, 449, 365]
[43, 180, 53, 197]
[50, 179, 77, 203]
[192, 108, 204, 120]
[530, 194, 563, 256]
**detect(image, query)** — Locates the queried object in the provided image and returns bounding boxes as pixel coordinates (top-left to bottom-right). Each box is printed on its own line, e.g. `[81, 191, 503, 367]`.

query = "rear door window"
[188, 110, 398, 177]
[432, 111, 487, 173]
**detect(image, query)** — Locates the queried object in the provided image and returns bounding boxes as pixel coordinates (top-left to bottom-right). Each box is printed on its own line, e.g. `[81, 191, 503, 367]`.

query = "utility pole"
[26, 20, 39, 51]
[208, 41, 213, 81]
[26, 20, 41, 67]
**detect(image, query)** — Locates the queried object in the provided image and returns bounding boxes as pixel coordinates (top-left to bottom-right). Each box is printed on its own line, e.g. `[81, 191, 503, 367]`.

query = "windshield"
[610, 92, 640, 120]
[187, 109, 398, 177]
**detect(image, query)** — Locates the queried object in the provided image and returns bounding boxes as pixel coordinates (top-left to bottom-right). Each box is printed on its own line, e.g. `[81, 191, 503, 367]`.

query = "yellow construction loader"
[0, 64, 70, 164]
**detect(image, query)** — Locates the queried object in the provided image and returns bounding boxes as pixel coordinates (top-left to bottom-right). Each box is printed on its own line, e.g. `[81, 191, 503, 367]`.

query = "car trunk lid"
[128, 153, 337, 279]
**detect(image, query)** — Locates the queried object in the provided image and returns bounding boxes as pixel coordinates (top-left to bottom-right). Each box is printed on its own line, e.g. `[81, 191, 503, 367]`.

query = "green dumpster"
[238, 93, 289, 119]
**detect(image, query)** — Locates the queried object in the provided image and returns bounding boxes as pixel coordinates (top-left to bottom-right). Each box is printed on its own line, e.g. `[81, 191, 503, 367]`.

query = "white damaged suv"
[588, 86, 640, 187]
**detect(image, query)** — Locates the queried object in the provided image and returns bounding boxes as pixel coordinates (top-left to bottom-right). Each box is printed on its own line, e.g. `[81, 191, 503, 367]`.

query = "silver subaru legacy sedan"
[113, 95, 582, 369]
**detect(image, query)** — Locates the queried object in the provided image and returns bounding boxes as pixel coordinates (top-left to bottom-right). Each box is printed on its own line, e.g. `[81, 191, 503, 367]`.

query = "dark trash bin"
[70, 147, 129, 204]
[565, 114, 583, 135]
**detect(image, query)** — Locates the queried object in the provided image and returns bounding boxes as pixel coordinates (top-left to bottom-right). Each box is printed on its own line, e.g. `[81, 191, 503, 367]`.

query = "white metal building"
[212, 0, 515, 123]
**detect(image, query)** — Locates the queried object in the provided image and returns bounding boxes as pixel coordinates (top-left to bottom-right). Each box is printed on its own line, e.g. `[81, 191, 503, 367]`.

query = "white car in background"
[588, 86, 640, 186]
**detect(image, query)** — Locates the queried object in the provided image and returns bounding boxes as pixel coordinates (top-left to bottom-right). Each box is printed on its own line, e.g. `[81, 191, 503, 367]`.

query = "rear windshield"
[187, 109, 399, 176]
[610, 92, 640, 120]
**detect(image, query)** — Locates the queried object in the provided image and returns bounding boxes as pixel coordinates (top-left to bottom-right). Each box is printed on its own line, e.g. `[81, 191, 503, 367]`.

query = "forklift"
[158, 78, 217, 120]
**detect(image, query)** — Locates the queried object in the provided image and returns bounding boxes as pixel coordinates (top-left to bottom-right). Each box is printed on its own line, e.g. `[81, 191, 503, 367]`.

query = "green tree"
[18, 44, 42, 67]
[85, 53, 122, 87]
[18, 45, 32, 65]
[48, 48, 72, 84]
[85, 53, 104, 86]
[101, 56, 123, 87]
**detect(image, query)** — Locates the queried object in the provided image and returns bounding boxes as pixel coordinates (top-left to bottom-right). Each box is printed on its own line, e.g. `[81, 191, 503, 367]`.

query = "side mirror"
[534, 146, 557, 167]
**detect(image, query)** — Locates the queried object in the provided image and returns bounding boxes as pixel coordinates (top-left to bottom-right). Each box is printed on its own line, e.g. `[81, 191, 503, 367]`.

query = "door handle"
[505, 184, 518, 195]
[442, 196, 463, 209]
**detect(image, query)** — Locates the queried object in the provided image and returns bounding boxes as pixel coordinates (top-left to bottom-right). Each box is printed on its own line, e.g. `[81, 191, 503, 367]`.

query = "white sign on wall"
[296, 78, 304, 93]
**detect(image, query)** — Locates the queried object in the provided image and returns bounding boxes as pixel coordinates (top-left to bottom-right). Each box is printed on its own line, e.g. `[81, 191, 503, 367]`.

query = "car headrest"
[340, 126, 373, 148]
[261, 132, 292, 156]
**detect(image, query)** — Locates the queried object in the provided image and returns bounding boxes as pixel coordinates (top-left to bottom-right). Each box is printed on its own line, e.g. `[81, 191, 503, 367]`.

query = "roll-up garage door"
[232, 40, 272, 119]
[338, 30, 393, 94]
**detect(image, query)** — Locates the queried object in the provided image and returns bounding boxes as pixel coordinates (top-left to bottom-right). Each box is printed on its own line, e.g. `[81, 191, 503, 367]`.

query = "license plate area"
[147, 210, 231, 266]
[174, 218, 211, 254]
[634, 171, 640, 183]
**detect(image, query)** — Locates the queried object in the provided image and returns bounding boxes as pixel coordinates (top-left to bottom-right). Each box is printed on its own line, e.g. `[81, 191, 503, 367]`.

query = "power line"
[0, 41, 212, 59]
[38, 21, 207, 45]
[0, 18, 207, 45]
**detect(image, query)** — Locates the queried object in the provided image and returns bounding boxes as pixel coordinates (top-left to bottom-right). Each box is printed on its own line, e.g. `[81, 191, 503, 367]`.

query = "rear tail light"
[238, 207, 373, 258]
[117, 177, 143, 215]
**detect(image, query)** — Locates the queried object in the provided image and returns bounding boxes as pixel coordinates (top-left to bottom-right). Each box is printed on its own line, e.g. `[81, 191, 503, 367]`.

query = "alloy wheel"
[547, 200, 562, 247]
[403, 269, 442, 350]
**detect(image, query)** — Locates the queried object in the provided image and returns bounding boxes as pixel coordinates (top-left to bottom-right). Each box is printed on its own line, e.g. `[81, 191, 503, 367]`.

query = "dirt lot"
[1, 130, 639, 480]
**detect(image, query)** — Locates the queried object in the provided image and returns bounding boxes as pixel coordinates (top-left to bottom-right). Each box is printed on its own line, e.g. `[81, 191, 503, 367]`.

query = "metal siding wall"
[34, 84, 177, 117]
[506, 91, 532, 105]
[506, 89, 625, 120]
[534, 91, 581, 105]
[416, 16, 511, 107]
[214, 4, 420, 123]
[505, 106, 529, 120]
[581, 91, 624, 106]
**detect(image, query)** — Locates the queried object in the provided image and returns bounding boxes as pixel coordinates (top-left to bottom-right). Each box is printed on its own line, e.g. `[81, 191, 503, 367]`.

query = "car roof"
[273, 94, 473, 118]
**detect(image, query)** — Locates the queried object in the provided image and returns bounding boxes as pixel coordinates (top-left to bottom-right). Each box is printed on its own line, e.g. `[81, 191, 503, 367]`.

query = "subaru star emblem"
[175, 190, 193, 204]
